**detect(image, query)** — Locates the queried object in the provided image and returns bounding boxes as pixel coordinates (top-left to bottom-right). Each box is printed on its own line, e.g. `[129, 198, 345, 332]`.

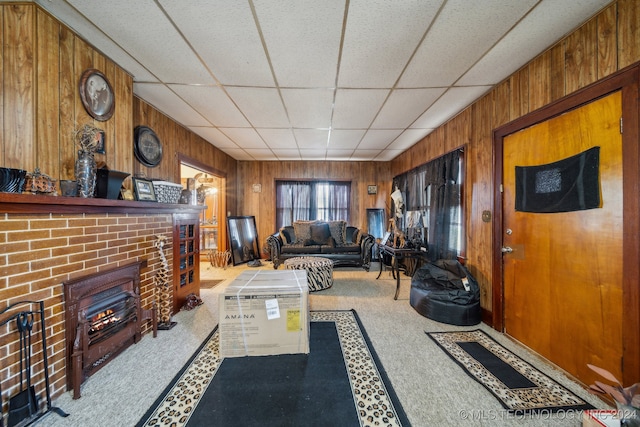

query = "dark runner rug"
[137, 310, 410, 426]
[426, 329, 594, 415]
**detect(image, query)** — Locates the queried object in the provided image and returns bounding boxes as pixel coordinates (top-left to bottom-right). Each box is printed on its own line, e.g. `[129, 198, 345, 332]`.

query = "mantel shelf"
[0, 193, 206, 215]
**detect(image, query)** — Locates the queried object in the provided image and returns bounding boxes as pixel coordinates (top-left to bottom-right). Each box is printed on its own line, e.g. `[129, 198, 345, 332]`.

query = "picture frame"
[367, 185, 377, 195]
[95, 130, 106, 154]
[79, 68, 115, 121]
[227, 216, 260, 266]
[380, 231, 391, 246]
[132, 178, 157, 202]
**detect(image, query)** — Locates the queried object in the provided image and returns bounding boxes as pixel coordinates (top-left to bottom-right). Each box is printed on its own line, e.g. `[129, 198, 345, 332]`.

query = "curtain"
[393, 149, 462, 260]
[275, 181, 311, 229]
[275, 181, 350, 229]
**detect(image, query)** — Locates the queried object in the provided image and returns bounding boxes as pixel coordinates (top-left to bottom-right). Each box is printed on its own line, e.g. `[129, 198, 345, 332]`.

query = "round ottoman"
[284, 257, 334, 291]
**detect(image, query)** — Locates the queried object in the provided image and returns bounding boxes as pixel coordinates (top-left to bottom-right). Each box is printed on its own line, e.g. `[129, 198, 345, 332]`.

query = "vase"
[75, 150, 96, 198]
[617, 402, 640, 427]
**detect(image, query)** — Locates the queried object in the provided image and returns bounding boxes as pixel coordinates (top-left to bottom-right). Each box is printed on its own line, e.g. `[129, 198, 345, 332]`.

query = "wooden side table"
[377, 245, 428, 300]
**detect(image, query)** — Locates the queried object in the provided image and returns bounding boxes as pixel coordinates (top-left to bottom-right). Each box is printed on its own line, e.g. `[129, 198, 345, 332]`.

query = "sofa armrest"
[266, 233, 284, 269]
[359, 233, 375, 271]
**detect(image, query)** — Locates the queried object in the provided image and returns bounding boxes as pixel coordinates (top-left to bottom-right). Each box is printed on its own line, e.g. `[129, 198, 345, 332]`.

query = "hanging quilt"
[515, 146, 600, 213]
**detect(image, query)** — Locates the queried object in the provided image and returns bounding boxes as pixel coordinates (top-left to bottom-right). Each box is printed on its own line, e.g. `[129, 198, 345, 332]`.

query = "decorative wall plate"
[79, 69, 115, 121]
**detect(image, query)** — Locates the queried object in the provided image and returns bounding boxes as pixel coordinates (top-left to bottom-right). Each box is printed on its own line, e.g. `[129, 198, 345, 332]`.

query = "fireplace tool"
[0, 301, 68, 426]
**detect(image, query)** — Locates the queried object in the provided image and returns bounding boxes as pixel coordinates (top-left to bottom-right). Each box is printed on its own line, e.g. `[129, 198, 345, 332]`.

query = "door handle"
[501, 246, 513, 253]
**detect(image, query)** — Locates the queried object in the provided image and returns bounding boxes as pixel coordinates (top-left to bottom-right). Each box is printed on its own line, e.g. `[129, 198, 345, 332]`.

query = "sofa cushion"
[310, 222, 331, 245]
[327, 220, 346, 246]
[321, 243, 359, 254]
[293, 220, 316, 243]
[282, 242, 321, 254]
[279, 226, 295, 245]
[346, 226, 361, 244]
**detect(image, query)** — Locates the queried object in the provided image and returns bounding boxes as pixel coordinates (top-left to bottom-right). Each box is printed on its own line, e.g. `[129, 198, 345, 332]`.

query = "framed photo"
[132, 178, 157, 202]
[227, 216, 260, 266]
[79, 68, 115, 121]
[95, 130, 106, 154]
[367, 185, 377, 195]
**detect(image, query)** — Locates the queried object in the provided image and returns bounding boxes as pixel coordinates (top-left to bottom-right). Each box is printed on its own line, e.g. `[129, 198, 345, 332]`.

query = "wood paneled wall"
[0, 4, 237, 209]
[391, 0, 639, 312]
[132, 98, 238, 213]
[237, 160, 392, 253]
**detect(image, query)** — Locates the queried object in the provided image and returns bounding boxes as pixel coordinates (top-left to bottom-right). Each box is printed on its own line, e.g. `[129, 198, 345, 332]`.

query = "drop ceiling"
[34, 0, 612, 162]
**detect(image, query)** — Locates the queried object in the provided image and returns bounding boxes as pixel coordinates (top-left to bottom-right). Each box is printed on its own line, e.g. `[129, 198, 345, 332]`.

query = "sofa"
[266, 220, 375, 270]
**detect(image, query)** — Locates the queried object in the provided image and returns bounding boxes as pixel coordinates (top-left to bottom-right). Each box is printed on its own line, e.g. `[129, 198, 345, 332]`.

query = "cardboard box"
[219, 270, 309, 358]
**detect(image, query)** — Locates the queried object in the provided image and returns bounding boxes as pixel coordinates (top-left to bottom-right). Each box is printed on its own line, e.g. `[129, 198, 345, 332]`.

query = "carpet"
[137, 310, 410, 427]
[426, 329, 594, 415]
[200, 279, 223, 289]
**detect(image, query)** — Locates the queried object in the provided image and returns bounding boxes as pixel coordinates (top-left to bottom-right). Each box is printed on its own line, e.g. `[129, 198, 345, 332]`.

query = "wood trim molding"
[0, 193, 206, 215]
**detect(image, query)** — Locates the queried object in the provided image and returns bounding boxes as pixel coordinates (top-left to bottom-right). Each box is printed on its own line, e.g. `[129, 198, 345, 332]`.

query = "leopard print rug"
[138, 310, 408, 426]
[426, 329, 594, 415]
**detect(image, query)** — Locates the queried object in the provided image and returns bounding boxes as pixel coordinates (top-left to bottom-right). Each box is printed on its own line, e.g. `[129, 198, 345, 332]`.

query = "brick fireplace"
[0, 207, 174, 402]
[63, 262, 157, 399]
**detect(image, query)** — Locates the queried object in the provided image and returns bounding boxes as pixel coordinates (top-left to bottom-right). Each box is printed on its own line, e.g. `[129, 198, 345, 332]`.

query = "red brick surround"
[0, 212, 172, 401]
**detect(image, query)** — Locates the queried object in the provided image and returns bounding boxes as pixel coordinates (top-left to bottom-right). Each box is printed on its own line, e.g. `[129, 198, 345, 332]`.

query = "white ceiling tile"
[226, 87, 290, 128]
[223, 149, 254, 160]
[374, 150, 405, 161]
[281, 89, 334, 128]
[253, 0, 344, 87]
[372, 88, 446, 129]
[245, 149, 276, 160]
[328, 130, 366, 150]
[398, 0, 537, 88]
[134, 83, 209, 127]
[299, 149, 328, 160]
[326, 150, 355, 160]
[272, 149, 302, 160]
[293, 129, 330, 149]
[387, 129, 433, 151]
[67, 0, 212, 84]
[412, 86, 491, 129]
[350, 150, 382, 161]
[458, 0, 612, 86]
[257, 129, 297, 149]
[219, 128, 268, 149]
[332, 89, 389, 128]
[187, 127, 240, 149]
[159, 0, 274, 87]
[358, 130, 404, 150]
[170, 85, 250, 127]
[338, 0, 442, 88]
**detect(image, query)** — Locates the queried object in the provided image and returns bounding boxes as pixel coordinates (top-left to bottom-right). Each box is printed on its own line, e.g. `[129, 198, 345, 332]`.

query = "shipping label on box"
[219, 270, 309, 358]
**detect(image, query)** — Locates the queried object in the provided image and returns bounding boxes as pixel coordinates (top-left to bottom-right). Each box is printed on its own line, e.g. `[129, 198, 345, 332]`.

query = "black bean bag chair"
[410, 259, 481, 326]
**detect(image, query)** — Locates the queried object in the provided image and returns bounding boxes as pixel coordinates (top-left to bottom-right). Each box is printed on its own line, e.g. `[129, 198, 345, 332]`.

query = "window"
[275, 181, 350, 230]
[393, 149, 463, 260]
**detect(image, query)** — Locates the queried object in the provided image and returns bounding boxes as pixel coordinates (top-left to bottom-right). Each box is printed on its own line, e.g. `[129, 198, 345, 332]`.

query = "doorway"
[179, 159, 227, 257]
[502, 92, 623, 384]
[492, 65, 640, 387]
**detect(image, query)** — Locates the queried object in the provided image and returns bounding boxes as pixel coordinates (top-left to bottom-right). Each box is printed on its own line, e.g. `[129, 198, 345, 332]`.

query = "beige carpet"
[34, 262, 607, 426]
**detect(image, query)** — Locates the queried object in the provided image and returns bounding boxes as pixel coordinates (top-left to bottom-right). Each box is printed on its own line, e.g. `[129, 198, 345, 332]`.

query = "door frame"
[491, 64, 640, 386]
[177, 153, 228, 252]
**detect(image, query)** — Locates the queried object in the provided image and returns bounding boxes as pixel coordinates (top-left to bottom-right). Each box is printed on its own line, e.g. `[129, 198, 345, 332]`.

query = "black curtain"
[393, 149, 462, 260]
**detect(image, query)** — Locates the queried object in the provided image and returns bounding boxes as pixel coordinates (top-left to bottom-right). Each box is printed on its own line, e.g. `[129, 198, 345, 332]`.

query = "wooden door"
[502, 91, 623, 383]
[173, 213, 200, 313]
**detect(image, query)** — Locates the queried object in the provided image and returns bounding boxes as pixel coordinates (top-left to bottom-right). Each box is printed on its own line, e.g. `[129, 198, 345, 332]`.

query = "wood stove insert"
[63, 262, 157, 399]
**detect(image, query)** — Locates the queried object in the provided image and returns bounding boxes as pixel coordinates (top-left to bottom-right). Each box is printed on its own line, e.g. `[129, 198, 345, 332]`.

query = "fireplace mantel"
[0, 193, 206, 215]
